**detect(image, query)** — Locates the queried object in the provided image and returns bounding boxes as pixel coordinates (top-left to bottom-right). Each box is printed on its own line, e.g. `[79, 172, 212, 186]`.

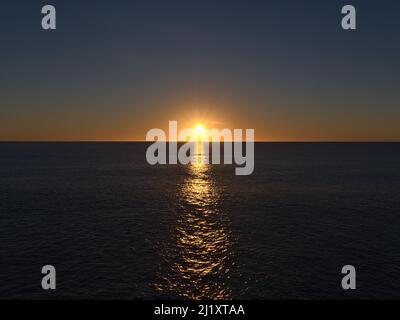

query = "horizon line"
[1, 140, 400, 143]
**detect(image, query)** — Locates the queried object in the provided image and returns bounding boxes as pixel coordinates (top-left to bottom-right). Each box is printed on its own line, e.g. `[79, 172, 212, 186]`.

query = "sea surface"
[0, 142, 399, 299]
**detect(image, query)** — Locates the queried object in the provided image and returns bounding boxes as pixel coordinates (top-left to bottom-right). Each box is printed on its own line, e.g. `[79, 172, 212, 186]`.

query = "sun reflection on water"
[155, 145, 233, 299]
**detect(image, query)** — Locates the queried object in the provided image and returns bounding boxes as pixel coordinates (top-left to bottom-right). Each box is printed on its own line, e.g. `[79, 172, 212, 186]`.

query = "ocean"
[0, 142, 399, 299]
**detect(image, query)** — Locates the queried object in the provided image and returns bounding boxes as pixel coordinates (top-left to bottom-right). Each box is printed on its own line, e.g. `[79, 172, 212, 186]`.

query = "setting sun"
[193, 123, 207, 141]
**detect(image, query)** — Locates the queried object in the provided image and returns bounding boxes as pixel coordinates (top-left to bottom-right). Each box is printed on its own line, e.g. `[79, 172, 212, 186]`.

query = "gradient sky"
[1, 0, 399, 141]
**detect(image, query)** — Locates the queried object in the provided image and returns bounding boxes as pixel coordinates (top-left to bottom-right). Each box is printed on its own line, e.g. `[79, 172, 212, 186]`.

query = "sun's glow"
[193, 123, 207, 141]
[194, 124, 205, 135]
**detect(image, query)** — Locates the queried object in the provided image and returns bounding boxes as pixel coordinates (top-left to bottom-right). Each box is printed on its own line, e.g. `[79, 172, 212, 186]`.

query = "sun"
[194, 123, 205, 135]
[193, 123, 207, 141]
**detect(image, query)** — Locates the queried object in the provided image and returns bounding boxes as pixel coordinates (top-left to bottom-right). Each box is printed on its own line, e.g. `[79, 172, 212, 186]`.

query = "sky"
[0, 0, 399, 141]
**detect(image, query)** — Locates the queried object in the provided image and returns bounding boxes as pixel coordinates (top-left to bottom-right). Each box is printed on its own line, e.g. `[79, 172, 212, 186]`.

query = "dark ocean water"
[0, 142, 399, 299]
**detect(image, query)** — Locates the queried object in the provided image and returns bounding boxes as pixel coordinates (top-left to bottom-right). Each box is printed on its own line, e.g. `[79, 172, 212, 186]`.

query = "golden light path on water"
[156, 142, 233, 299]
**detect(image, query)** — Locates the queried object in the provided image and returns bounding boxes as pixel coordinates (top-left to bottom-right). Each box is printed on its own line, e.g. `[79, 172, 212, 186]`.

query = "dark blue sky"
[1, 0, 399, 140]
